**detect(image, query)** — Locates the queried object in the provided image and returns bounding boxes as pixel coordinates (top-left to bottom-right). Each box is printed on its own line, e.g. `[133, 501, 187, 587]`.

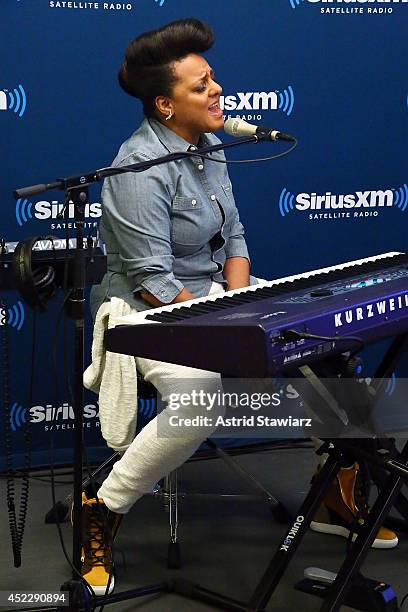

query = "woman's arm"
[141, 287, 195, 308]
[223, 256, 250, 291]
[102, 160, 186, 305]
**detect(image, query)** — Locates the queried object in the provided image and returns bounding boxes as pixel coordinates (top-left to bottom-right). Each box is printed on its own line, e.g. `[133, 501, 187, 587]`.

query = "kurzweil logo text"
[334, 294, 408, 328]
[290, 0, 407, 14]
[279, 184, 408, 221]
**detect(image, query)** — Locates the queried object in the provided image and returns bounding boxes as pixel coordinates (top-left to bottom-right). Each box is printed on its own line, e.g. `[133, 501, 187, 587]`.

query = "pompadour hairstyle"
[118, 18, 214, 117]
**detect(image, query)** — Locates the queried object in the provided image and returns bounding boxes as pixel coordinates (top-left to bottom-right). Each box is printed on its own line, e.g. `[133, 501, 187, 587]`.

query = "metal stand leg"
[205, 439, 292, 523]
[165, 470, 182, 569]
[319, 440, 408, 611]
[173, 454, 342, 611]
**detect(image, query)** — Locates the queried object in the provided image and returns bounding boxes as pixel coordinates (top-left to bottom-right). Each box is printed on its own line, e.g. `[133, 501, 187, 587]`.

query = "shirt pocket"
[171, 195, 213, 246]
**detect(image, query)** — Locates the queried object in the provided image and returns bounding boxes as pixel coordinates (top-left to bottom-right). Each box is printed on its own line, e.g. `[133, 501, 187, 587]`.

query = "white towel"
[83, 297, 138, 452]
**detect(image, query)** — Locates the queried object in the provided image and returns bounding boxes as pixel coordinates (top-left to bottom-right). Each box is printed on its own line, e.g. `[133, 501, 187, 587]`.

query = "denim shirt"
[90, 117, 251, 318]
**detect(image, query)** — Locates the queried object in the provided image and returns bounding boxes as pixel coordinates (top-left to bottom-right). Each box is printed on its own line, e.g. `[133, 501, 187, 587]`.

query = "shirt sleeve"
[224, 206, 250, 261]
[101, 157, 184, 304]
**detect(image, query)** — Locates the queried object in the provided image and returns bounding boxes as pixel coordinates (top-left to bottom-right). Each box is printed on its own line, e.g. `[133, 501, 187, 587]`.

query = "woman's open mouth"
[208, 101, 223, 118]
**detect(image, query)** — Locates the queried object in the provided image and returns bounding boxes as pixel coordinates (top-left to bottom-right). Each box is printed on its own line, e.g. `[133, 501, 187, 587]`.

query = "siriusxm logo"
[138, 396, 157, 420]
[385, 371, 397, 396]
[279, 184, 408, 220]
[6, 402, 99, 432]
[15, 198, 101, 228]
[0, 84, 27, 118]
[8, 403, 28, 432]
[48, 2, 136, 11]
[221, 86, 294, 117]
[289, 0, 407, 12]
[30, 402, 100, 431]
[0, 301, 25, 331]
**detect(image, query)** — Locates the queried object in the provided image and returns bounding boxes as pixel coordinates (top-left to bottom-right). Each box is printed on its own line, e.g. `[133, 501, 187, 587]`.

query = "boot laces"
[84, 504, 113, 567]
[353, 464, 370, 521]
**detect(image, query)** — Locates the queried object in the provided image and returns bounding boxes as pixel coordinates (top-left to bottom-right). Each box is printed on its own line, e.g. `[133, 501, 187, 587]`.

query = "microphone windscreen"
[224, 117, 257, 138]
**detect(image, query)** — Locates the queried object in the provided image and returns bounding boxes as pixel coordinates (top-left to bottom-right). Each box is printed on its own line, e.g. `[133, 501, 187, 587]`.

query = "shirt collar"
[147, 117, 211, 153]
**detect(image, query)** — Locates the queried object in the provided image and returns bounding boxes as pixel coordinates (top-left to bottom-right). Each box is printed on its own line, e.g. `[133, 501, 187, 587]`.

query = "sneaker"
[310, 463, 398, 549]
[72, 491, 122, 595]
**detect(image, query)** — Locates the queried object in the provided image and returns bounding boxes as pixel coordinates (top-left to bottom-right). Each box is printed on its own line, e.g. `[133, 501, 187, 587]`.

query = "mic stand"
[14, 133, 273, 199]
[65, 186, 87, 582]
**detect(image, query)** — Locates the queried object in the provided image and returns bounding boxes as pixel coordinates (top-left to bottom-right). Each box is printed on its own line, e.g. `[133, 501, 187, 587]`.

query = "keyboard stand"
[19, 334, 408, 612]
[172, 332, 408, 612]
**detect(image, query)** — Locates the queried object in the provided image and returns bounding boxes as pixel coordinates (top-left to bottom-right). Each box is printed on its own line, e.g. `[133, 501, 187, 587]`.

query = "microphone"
[224, 117, 295, 142]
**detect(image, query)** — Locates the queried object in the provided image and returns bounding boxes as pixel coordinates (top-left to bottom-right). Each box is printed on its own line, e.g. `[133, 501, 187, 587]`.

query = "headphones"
[13, 236, 57, 311]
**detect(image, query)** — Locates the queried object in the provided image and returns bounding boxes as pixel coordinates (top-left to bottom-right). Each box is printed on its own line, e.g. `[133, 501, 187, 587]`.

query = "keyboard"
[0, 239, 107, 291]
[105, 252, 408, 376]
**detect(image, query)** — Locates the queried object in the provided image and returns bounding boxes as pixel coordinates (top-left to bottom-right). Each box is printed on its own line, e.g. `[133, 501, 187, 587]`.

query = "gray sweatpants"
[98, 281, 226, 514]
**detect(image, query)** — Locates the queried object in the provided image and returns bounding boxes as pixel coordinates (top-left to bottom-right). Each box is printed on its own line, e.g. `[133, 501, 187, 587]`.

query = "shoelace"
[353, 464, 371, 522]
[85, 505, 113, 567]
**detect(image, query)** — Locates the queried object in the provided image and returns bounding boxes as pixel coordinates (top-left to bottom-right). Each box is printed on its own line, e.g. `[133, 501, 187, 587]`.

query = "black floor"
[1, 446, 407, 612]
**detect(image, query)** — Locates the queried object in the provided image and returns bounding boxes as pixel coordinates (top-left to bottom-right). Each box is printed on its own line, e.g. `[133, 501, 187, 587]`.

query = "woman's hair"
[118, 18, 214, 117]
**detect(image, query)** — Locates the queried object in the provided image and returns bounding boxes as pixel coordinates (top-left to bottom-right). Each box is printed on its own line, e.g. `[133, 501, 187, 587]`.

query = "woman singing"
[82, 18, 253, 594]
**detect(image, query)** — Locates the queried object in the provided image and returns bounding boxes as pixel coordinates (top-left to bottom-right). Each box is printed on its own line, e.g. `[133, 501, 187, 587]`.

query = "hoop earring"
[165, 111, 174, 121]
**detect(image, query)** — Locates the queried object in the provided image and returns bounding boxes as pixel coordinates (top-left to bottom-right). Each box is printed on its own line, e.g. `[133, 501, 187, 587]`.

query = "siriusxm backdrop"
[1, 0, 408, 468]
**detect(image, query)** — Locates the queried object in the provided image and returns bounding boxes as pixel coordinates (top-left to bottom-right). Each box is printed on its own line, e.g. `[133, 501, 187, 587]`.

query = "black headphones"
[13, 236, 57, 311]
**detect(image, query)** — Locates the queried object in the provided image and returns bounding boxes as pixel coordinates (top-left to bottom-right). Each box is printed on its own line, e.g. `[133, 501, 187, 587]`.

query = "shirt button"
[198, 164, 204, 171]
[210, 195, 216, 201]
[190, 146, 197, 151]
[191, 199, 197, 206]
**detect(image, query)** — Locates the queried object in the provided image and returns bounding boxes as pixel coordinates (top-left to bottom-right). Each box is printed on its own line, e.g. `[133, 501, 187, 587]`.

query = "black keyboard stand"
[168, 332, 408, 612]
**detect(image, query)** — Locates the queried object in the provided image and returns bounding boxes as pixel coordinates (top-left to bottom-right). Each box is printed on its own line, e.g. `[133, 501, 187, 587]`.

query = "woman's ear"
[155, 96, 172, 119]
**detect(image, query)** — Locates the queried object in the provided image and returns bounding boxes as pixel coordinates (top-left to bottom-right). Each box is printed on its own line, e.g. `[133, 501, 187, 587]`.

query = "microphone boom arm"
[13, 132, 275, 199]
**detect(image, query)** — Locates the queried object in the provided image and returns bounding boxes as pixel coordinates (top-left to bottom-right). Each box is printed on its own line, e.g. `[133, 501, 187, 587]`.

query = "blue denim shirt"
[90, 118, 251, 318]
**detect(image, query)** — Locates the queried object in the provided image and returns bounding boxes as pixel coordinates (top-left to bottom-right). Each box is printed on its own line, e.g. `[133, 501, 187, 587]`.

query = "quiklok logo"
[15, 198, 101, 229]
[289, 0, 407, 14]
[0, 84, 27, 118]
[221, 86, 295, 120]
[0, 301, 25, 331]
[279, 183, 408, 221]
[8, 403, 28, 432]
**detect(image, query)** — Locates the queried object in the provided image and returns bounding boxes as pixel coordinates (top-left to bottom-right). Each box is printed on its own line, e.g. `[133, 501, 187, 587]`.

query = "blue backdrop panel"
[1, 0, 407, 468]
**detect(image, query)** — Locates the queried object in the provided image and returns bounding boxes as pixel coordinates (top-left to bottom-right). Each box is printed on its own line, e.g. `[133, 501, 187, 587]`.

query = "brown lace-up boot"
[72, 491, 122, 595]
[310, 463, 397, 549]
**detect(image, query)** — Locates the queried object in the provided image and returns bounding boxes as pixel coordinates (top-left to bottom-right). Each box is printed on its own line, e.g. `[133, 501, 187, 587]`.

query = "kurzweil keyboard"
[105, 252, 408, 377]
